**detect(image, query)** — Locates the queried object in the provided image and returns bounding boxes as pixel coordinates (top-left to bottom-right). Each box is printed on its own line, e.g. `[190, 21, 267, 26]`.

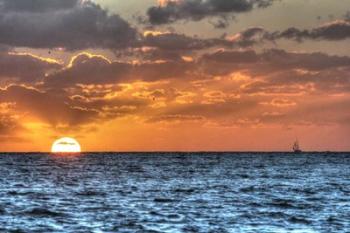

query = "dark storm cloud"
[146, 0, 276, 26]
[0, 0, 137, 50]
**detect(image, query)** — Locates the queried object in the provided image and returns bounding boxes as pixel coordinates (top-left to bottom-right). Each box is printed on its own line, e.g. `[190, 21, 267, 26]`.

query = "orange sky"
[0, 0, 349, 151]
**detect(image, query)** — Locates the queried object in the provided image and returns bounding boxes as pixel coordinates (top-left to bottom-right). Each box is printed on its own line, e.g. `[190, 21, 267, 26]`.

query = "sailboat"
[292, 139, 302, 153]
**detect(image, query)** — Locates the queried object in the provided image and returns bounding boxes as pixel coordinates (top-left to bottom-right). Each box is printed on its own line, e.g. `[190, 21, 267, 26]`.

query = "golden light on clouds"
[158, 0, 179, 7]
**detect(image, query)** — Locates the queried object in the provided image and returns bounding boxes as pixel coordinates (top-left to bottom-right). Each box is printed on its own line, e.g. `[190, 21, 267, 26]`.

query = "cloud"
[0, 0, 80, 12]
[259, 96, 350, 126]
[2, 46, 350, 134]
[133, 28, 267, 62]
[215, 19, 350, 45]
[44, 53, 192, 87]
[0, 104, 20, 135]
[0, 0, 137, 50]
[140, 20, 350, 53]
[260, 98, 297, 107]
[141, 29, 264, 51]
[268, 20, 350, 42]
[142, 32, 217, 50]
[200, 49, 350, 76]
[0, 51, 61, 84]
[42, 48, 350, 96]
[0, 85, 98, 127]
[146, 0, 276, 27]
[146, 114, 205, 123]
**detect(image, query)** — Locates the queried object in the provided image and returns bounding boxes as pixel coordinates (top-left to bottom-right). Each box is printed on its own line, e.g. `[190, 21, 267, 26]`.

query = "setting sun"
[51, 137, 81, 153]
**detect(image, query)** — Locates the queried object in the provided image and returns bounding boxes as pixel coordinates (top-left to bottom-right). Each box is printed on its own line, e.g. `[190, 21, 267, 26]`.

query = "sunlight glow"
[51, 137, 81, 153]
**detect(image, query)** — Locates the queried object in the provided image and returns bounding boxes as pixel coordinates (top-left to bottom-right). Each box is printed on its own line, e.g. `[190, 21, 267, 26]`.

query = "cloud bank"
[0, 0, 137, 50]
[146, 0, 276, 27]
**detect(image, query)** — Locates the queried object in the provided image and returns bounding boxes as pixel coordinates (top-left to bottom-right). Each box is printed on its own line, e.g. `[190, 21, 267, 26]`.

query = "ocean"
[0, 152, 349, 232]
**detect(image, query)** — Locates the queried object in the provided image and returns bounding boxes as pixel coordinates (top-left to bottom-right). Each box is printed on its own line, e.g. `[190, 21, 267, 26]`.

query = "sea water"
[0, 152, 349, 232]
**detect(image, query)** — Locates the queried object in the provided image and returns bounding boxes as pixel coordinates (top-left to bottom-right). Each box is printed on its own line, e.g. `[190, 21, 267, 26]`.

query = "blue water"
[0, 152, 349, 232]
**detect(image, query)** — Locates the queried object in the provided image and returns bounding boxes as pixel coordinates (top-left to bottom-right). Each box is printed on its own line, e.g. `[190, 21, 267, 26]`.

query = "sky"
[0, 0, 349, 152]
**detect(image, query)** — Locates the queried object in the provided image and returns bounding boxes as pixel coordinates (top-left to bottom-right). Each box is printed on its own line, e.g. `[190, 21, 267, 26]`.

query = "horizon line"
[0, 150, 349, 154]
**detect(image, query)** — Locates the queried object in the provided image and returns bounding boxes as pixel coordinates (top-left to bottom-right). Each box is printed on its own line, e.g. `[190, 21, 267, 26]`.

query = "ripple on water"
[270, 198, 297, 209]
[24, 208, 66, 218]
[172, 188, 196, 194]
[75, 190, 106, 197]
[0, 207, 6, 215]
[153, 198, 177, 203]
[289, 216, 312, 225]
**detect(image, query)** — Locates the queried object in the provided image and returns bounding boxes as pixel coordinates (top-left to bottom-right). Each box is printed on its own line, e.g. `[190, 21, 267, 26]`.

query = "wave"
[24, 208, 66, 217]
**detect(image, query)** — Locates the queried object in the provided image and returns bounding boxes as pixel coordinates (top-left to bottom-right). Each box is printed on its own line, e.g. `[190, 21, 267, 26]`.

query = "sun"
[51, 137, 81, 153]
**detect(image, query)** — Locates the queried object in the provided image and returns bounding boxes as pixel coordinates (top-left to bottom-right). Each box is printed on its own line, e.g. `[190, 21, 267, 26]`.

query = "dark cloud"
[0, 0, 79, 12]
[44, 53, 192, 87]
[0, 0, 137, 50]
[146, 0, 276, 26]
[141, 20, 350, 52]
[45, 54, 131, 87]
[0, 51, 61, 84]
[209, 18, 231, 29]
[270, 20, 350, 41]
[200, 49, 350, 76]
[135, 28, 266, 61]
